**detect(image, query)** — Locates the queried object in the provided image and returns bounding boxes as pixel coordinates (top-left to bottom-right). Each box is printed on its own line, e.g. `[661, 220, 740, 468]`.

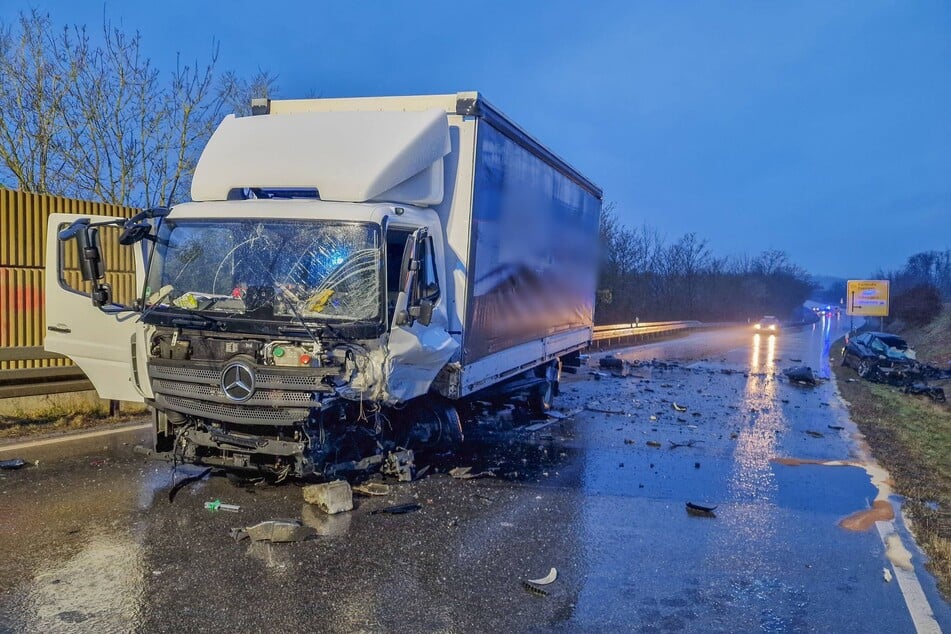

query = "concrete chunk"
[302, 480, 353, 514]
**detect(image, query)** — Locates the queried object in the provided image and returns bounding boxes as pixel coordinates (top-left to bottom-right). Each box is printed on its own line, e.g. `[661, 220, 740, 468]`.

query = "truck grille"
[155, 394, 310, 425]
[149, 361, 326, 426]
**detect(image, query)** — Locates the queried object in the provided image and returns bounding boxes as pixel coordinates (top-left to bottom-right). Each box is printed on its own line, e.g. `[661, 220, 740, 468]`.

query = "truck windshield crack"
[144, 220, 382, 327]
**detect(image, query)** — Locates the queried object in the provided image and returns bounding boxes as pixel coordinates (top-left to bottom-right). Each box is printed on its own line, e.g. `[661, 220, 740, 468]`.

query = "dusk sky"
[4, 1, 949, 278]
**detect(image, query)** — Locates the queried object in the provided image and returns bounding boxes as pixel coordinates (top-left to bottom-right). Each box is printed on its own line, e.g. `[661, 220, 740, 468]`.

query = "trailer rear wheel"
[529, 381, 554, 415]
[528, 361, 560, 416]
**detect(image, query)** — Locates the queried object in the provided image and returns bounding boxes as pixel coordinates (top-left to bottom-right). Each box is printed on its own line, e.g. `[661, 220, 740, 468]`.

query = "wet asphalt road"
[1, 316, 949, 633]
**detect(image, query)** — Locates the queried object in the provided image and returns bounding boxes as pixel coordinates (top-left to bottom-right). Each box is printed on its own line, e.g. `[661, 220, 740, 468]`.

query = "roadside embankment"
[833, 309, 951, 598]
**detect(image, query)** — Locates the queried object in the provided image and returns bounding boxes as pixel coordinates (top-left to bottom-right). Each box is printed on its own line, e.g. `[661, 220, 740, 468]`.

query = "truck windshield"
[145, 220, 382, 323]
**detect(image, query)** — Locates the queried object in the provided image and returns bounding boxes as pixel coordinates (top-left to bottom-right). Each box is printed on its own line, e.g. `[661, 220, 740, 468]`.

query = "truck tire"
[529, 361, 560, 416]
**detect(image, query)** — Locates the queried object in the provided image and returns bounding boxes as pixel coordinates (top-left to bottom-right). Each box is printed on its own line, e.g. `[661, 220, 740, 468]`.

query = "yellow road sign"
[846, 280, 889, 317]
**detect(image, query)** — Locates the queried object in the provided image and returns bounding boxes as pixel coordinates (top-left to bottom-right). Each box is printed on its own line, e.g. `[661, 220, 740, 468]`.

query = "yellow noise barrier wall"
[0, 188, 138, 369]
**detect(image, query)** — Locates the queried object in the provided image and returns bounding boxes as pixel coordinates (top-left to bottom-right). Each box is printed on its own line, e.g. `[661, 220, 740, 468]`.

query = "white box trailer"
[45, 92, 601, 477]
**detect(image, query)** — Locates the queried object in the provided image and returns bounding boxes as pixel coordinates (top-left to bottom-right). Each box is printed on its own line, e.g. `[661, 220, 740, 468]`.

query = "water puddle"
[770, 457, 895, 530]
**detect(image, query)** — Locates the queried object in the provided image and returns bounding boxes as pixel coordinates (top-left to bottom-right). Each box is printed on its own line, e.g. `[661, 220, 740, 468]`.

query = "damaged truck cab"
[45, 93, 602, 478]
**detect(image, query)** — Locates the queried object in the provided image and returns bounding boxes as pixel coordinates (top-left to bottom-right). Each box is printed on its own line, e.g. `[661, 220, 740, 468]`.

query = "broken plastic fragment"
[783, 366, 818, 386]
[0, 458, 28, 470]
[449, 466, 496, 480]
[672, 403, 687, 412]
[522, 580, 549, 597]
[685, 502, 717, 517]
[382, 449, 416, 482]
[353, 482, 391, 497]
[585, 401, 626, 415]
[646, 440, 662, 448]
[883, 568, 893, 583]
[230, 519, 316, 543]
[527, 567, 558, 585]
[371, 502, 422, 515]
[523, 420, 557, 432]
[204, 499, 241, 512]
[302, 480, 353, 514]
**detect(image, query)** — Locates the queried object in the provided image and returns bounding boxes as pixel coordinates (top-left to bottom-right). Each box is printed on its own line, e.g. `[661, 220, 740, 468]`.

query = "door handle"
[47, 325, 71, 334]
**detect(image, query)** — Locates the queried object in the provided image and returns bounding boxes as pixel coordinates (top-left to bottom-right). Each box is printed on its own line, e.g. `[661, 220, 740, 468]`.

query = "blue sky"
[4, 1, 949, 277]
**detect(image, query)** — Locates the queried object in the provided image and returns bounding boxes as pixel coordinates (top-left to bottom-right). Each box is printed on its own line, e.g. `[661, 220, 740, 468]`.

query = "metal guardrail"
[0, 320, 712, 399]
[591, 320, 703, 348]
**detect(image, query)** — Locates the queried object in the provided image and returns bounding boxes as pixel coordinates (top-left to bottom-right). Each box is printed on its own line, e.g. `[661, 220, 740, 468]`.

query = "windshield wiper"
[170, 314, 225, 331]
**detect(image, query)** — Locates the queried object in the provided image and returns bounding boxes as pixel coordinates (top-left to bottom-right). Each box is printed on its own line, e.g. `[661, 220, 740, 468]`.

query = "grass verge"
[833, 338, 951, 598]
[0, 397, 147, 440]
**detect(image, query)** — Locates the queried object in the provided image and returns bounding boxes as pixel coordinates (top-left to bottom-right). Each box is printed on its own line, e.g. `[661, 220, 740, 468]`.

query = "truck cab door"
[385, 227, 459, 403]
[44, 213, 152, 402]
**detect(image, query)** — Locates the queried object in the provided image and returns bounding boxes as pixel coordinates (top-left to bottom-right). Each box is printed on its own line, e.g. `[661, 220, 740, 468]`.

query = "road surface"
[1, 314, 948, 632]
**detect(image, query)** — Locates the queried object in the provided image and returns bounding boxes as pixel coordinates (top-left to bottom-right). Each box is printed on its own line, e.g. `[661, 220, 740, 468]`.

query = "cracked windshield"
[145, 220, 381, 322]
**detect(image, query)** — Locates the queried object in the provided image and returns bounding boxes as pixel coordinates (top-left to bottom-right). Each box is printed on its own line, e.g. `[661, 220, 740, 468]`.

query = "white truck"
[45, 92, 602, 478]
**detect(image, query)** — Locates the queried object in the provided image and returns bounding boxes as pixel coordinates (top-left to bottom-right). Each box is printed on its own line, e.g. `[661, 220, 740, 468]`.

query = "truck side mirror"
[76, 227, 106, 282]
[119, 222, 154, 245]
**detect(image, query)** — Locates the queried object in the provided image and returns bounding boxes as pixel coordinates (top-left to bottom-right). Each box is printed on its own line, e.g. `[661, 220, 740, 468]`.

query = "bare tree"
[0, 9, 277, 207]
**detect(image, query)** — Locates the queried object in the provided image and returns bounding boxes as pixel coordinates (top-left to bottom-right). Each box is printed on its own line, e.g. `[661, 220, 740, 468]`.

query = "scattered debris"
[588, 371, 609, 380]
[168, 467, 212, 503]
[599, 355, 624, 371]
[522, 580, 550, 597]
[545, 410, 570, 420]
[302, 480, 354, 514]
[902, 383, 946, 403]
[523, 420, 557, 433]
[805, 430, 825, 438]
[449, 466, 496, 480]
[204, 499, 241, 512]
[371, 502, 422, 515]
[301, 504, 353, 536]
[0, 458, 29, 470]
[646, 440, 662, 448]
[585, 401, 626, 415]
[624, 438, 636, 445]
[668, 439, 703, 449]
[353, 482, 391, 497]
[527, 567, 558, 585]
[827, 425, 845, 431]
[686, 502, 717, 518]
[382, 449, 416, 482]
[783, 366, 818, 386]
[883, 568, 893, 583]
[672, 402, 688, 412]
[230, 519, 315, 543]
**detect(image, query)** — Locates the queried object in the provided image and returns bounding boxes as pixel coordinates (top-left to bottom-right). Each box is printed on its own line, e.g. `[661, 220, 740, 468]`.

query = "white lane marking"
[0, 422, 151, 453]
[875, 520, 942, 634]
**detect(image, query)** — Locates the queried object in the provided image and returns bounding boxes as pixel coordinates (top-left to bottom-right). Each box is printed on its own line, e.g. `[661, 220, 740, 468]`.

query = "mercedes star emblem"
[220, 361, 255, 402]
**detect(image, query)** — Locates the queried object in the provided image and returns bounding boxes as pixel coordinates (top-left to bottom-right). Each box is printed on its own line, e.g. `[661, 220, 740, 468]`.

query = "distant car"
[754, 316, 780, 333]
[841, 332, 914, 377]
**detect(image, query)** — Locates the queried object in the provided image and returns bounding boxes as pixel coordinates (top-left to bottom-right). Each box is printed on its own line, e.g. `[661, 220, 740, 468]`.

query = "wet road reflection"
[2, 316, 949, 631]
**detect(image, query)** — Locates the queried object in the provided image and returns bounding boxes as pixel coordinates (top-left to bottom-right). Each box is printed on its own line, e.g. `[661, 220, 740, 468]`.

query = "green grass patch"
[0, 397, 147, 440]
[833, 337, 951, 598]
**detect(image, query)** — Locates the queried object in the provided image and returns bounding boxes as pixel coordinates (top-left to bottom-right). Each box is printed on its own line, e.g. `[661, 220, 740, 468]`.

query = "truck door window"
[415, 236, 439, 303]
[57, 223, 138, 304]
[386, 229, 414, 322]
